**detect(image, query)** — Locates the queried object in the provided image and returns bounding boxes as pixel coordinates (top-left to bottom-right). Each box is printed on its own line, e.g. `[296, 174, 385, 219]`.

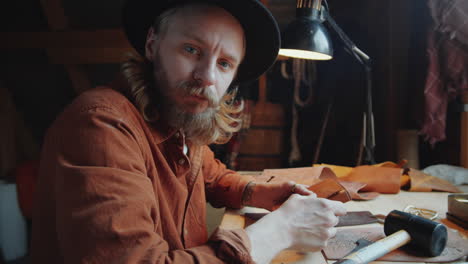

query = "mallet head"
[384, 210, 447, 257]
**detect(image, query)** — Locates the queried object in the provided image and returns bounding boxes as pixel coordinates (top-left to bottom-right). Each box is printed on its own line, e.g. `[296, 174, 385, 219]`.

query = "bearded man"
[31, 0, 346, 263]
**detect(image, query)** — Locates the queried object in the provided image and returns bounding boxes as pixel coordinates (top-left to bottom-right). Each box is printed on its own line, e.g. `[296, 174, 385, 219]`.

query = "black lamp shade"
[279, 17, 333, 60]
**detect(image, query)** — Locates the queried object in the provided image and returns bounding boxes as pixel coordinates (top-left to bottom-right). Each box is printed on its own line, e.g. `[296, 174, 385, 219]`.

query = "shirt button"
[184, 228, 188, 235]
[178, 158, 185, 165]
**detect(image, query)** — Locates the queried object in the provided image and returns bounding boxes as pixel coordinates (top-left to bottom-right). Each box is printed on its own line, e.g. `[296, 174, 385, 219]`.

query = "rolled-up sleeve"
[208, 228, 254, 263]
[202, 146, 254, 209]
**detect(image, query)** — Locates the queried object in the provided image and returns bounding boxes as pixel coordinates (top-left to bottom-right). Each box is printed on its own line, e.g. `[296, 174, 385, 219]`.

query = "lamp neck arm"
[296, 0, 323, 20]
[323, 9, 371, 66]
[296, 8, 321, 20]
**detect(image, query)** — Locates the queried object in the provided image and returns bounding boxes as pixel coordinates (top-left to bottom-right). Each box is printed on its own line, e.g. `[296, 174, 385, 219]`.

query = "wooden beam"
[1, 30, 130, 49]
[39, 0, 101, 96]
[46, 47, 135, 64]
[39, 0, 68, 30]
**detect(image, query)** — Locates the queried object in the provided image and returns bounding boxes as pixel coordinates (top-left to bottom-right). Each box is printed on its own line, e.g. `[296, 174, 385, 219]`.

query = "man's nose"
[193, 57, 216, 88]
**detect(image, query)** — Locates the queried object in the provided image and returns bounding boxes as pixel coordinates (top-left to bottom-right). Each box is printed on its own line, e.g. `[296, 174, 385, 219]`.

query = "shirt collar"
[150, 118, 180, 144]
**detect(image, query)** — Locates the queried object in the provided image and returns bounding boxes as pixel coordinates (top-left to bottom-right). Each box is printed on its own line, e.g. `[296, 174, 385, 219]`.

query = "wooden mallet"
[334, 210, 448, 264]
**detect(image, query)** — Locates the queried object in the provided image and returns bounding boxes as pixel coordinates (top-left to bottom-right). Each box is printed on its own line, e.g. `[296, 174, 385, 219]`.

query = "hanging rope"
[282, 59, 316, 165]
[289, 103, 301, 164]
[293, 59, 315, 107]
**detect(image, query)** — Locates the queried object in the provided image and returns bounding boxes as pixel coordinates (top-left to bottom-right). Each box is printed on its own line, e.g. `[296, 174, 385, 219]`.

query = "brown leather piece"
[253, 164, 460, 202]
[255, 166, 335, 186]
[307, 179, 351, 203]
[313, 161, 410, 198]
[254, 167, 352, 202]
[407, 169, 462, 193]
[314, 162, 461, 195]
[376, 160, 408, 168]
[323, 226, 468, 262]
[341, 166, 402, 194]
[339, 181, 379, 201]
[336, 211, 380, 227]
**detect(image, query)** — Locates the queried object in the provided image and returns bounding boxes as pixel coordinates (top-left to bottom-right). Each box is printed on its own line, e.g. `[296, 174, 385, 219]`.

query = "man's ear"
[145, 27, 157, 61]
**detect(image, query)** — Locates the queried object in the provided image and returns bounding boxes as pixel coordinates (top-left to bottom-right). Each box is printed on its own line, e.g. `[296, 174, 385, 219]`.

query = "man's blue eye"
[219, 61, 231, 69]
[184, 45, 198, 54]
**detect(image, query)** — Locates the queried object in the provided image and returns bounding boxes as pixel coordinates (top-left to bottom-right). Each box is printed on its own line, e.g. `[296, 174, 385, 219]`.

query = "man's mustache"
[182, 81, 219, 108]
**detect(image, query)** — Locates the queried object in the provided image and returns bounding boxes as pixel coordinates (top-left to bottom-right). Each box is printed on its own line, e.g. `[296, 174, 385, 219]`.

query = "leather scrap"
[323, 226, 468, 262]
[251, 162, 461, 202]
[307, 178, 351, 203]
[336, 211, 381, 227]
[254, 167, 353, 202]
[255, 166, 335, 186]
[338, 181, 379, 200]
[315, 161, 407, 197]
[407, 169, 461, 193]
[313, 164, 354, 178]
[315, 161, 461, 195]
[314, 160, 406, 177]
[341, 165, 402, 194]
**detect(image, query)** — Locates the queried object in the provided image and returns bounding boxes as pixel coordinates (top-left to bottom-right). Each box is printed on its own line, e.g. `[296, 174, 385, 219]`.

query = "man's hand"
[242, 181, 313, 211]
[276, 194, 346, 251]
[245, 194, 347, 264]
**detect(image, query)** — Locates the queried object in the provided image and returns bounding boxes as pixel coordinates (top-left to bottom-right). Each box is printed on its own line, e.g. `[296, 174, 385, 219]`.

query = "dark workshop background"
[1, 0, 463, 176]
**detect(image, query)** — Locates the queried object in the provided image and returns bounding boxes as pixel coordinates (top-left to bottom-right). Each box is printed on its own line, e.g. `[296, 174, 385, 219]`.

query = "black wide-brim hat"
[122, 0, 280, 84]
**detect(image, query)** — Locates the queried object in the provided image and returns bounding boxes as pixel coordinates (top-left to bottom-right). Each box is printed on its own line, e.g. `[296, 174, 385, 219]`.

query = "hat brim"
[122, 0, 280, 83]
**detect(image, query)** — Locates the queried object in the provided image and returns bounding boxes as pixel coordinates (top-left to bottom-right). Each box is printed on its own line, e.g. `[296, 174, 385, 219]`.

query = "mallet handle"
[333, 230, 411, 264]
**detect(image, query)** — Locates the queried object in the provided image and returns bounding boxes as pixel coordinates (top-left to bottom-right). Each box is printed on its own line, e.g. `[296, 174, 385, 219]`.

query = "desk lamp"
[279, 0, 376, 164]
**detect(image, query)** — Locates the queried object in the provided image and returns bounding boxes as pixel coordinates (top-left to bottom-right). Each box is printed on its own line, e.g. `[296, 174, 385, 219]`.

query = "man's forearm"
[244, 210, 292, 264]
[241, 181, 299, 210]
[241, 181, 256, 207]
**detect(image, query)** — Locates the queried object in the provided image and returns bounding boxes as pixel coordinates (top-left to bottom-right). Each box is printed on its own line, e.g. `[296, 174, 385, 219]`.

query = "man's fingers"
[287, 181, 315, 196]
[326, 200, 347, 216]
[294, 184, 314, 196]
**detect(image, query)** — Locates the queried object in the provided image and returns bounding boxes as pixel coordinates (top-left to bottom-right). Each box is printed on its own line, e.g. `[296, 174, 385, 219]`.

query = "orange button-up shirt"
[31, 87, 254, 263]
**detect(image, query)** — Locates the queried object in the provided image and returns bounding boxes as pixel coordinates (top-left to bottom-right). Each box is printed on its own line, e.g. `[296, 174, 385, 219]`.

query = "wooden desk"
[220, 191, 468, 264]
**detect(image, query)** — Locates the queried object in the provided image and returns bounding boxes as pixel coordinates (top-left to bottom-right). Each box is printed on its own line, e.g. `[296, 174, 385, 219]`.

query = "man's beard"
[153, 58, 221, 146]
